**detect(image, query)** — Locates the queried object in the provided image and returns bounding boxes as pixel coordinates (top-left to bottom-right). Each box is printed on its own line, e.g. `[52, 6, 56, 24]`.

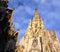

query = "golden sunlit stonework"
[18, 9, 60, 52]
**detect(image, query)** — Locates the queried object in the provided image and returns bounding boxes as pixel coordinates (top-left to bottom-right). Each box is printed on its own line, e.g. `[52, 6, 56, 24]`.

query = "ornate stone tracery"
[19, 9, 60, 52]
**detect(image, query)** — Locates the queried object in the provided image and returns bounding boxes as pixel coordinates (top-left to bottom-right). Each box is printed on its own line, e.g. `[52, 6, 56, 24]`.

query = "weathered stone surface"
[0, 0, 19, 52]
[19, 9, 60, 52]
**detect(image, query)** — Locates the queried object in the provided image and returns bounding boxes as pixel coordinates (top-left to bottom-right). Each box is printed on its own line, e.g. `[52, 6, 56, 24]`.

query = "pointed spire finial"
[34, 8, 38, 16]
[33, 8, 40, 20]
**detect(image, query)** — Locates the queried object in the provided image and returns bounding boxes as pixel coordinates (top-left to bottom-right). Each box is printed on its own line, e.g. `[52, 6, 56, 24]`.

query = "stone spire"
[32, 9, 45, 30]
[33, 8, 40, 20]
[24, 9, 45, 38]
[19, 9, 60, 52]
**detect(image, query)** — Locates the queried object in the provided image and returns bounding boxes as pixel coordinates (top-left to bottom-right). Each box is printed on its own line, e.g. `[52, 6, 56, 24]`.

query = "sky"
[8, 0, 60, 43]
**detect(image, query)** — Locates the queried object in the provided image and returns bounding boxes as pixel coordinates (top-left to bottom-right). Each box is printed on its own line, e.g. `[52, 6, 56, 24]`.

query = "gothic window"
[32, 38, 38, 47]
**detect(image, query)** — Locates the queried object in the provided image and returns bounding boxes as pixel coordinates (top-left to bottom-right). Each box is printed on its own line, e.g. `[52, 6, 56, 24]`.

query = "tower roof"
[24, 9, 45, 38]
[33, 8, 40, 20]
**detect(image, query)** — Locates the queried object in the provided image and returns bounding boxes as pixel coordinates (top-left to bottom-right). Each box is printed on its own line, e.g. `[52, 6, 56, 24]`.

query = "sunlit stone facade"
[19, 9, 60, 52]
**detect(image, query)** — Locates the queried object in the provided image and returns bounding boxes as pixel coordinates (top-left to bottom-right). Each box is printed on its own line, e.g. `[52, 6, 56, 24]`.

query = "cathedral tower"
[24, 9, 45, 38]
[19, 9, 60, 52]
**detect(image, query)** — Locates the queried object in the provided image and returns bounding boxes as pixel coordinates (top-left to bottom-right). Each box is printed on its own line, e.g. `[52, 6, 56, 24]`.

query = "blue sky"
[8, 0, 60, 42]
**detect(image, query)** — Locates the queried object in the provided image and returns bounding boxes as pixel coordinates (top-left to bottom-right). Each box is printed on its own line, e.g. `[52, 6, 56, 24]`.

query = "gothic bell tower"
[24, 9, 45, 38]
[19, 9, 60, 52]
